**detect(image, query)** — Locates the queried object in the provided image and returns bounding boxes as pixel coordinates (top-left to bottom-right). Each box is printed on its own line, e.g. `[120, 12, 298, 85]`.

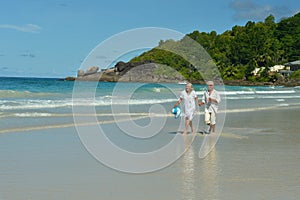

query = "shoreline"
[1, 76, 299, 87]
[63, 77, 300, 87]
[1, 105, 299, 135]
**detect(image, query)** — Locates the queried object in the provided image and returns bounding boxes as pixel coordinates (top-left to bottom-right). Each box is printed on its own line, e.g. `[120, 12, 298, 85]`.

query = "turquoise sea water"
[0, 77, 299, 115]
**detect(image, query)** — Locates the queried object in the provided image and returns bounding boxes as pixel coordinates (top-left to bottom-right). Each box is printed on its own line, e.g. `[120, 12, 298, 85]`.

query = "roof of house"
[284, 60, 300, 66]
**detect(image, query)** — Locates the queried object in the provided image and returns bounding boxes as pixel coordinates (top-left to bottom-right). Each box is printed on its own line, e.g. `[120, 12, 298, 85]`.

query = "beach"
[0, 78, 300, 200]
[0, 107, 299, 200]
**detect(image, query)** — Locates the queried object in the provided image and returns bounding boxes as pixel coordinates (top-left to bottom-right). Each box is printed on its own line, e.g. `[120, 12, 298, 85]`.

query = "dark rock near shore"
[222, 79, 300, 87]
[282, 78, 300, 87]
[65, 76, 76, 81]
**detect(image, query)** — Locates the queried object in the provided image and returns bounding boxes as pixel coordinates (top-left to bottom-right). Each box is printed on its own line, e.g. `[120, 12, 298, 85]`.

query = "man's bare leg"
[211, 124, 215, 133]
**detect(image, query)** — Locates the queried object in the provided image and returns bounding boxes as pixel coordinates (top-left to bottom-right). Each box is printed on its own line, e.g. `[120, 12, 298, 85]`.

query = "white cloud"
[0, 24, 42, 33]
[229, 0, 296, 21]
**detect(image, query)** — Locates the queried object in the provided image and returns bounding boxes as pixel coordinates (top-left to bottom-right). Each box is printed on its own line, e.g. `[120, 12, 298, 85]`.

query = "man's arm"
[208, 97, 218, 103]
[209, 91, 221, 104]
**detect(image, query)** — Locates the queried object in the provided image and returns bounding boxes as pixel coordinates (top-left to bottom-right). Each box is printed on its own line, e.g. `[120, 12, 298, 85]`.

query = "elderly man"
[198, 81, 221, 134]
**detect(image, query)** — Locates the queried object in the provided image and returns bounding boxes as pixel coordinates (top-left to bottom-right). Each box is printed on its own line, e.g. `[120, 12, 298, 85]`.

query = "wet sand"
[0, 107, 299, 200]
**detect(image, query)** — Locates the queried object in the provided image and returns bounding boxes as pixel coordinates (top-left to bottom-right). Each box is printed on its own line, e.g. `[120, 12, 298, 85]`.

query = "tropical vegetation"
[131, 12, 300, 82]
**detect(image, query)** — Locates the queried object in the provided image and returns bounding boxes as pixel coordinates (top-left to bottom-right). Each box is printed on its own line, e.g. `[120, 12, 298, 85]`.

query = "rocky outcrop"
[85, 66, 99, 75]
[77, 70, 85, 77]
[69, 61, 186, 83]
[117, 62, 182, 82]
[76, 66, 100, 77]
[66, 61, 300, 86]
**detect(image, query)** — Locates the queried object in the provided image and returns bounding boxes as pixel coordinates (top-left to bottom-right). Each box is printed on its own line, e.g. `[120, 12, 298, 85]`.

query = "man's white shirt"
[201, 89, 221, 113]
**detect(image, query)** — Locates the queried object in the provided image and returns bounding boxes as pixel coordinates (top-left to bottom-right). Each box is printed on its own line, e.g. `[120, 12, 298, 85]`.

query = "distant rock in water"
[67, 61, 186, 83]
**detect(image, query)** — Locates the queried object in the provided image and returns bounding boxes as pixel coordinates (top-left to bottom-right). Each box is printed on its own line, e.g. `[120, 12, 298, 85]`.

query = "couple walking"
[173, 81, 221, 135]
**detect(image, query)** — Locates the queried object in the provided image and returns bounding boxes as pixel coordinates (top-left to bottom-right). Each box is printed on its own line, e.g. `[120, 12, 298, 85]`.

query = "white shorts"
[205, 111, 216, 125]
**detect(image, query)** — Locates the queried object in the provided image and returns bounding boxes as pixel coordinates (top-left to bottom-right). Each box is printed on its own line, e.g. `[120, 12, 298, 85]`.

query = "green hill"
[131, 12, 300, 83]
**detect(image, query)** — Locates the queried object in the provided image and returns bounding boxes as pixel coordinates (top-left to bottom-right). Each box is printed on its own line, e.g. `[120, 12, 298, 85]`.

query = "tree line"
[131, 12, 300, 82]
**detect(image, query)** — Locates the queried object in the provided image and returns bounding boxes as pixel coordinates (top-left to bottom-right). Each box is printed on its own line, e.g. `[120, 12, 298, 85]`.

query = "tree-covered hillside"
[131, 12, 300, 82]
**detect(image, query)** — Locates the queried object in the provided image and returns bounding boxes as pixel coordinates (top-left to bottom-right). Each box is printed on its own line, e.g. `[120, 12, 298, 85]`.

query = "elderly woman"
[174, 83, 198, 135]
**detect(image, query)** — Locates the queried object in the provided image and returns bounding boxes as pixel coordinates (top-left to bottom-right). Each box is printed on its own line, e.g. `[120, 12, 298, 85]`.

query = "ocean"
[1, 77, 299, 115]
[0, 77, 300, 199]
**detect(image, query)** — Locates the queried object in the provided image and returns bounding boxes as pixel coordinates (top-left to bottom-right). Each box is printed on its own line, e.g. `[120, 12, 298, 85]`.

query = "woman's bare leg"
[183, 118, 190, 135]
[189, 120, 194, 133]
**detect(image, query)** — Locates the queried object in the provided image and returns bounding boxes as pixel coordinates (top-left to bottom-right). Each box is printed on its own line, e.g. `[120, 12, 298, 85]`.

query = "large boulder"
[77, 69, 85, 77]
[76, 72, 102, 81]
[115, 61, 127, 72]
[85, 66, 99, 75]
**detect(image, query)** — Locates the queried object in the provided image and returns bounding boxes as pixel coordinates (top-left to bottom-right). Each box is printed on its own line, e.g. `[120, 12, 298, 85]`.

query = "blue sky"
[0, 0, 299, 78]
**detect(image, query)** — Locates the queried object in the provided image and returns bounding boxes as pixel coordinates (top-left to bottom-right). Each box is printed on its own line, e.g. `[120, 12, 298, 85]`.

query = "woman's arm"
[199, 92, 205, 106]
[174, 98, 182, 108]
[198, 101, 204, 106]
[195, 96, 199, 106]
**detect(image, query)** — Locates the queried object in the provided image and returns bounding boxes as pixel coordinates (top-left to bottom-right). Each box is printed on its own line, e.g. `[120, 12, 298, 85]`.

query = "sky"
[0, 0, 299, 78]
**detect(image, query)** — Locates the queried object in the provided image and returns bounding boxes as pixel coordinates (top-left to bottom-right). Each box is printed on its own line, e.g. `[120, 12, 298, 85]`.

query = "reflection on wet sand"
[181, 134, 219, 200]
[200, 147, 219, 200]
[181, 143, 196, 200]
